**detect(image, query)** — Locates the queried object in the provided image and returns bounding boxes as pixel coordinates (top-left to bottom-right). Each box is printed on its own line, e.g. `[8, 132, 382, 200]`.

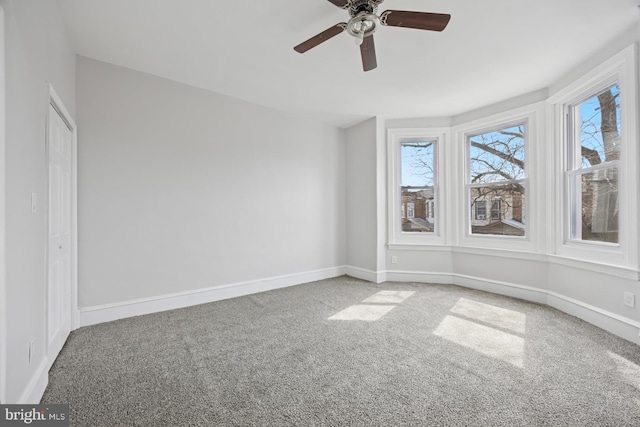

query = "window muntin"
[467, 123, 526, 237]
[568, 84, 620, 244]
[400, 140, 436, 234]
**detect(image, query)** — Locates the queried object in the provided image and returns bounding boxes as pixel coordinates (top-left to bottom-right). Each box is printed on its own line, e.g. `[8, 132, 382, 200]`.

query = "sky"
[401, 141, 434, 187]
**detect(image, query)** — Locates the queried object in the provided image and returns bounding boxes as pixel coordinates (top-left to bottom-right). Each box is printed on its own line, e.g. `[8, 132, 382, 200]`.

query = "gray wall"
[345, 118, 378, 273]
[1, 0, 76, 403]
[76, 57, 346, 307]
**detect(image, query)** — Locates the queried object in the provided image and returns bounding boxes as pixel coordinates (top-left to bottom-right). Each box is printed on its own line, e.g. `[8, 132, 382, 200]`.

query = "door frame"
[45, 84, 78, 370]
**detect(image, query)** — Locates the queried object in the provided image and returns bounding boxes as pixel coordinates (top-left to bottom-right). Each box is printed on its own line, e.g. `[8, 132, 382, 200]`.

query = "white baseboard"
[547, 291, 640, 345]
[345, 266, 385, 283]
[384, 270, 453, 284]
[79, 266, 346, 327]
[378, 269, 639, 345]
[17, 357, 48, 404]
[453, 273, 548, 304]
[382, 270, 547, 303]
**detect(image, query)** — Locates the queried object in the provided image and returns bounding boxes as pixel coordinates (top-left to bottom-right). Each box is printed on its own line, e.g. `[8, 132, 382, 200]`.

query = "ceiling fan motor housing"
[348, 0, 384, 17]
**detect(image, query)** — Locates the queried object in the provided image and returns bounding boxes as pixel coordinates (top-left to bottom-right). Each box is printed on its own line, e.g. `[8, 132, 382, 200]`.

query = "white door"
[47, 102, 72, 363]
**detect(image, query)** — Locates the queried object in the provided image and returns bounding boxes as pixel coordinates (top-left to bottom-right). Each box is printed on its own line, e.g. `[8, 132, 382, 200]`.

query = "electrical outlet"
[624, 292, 635, 308]
[391, 256, 398, 264]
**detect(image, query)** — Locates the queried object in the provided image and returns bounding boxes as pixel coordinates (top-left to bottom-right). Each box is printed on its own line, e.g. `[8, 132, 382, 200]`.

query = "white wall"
[0, 0, 76, 403]
[76, 57, 346, 309]
[549, 24, 640, 98]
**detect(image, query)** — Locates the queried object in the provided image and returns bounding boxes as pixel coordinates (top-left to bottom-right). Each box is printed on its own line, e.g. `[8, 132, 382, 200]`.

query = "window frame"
[453, 104, 542, 252]
[548, 44, 638, 268]
[565, 80, 621, 246]
[387, 128, 447, 246]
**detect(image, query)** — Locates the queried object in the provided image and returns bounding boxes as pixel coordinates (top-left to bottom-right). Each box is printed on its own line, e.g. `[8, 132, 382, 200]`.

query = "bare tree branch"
[581, 146, 602, 166]
[499, 131, 524, 138]
[402, 142, 432, 148]
[470, 140, 524, 169]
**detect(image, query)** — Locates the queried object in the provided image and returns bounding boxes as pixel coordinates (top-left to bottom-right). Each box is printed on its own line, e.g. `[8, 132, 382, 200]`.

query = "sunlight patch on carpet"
[450, 298, 526, 333]
[329, 304, 396, 321]
[362, 290, 415, 304]
[607, 351, 640, 391]
[434, 315, 524, 368]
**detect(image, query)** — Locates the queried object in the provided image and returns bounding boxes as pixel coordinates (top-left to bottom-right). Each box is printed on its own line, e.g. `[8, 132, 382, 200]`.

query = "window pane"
[469, 124, 525, 184]
[470, 184, 525, 236]
[572, 167, 618, 243]
[401, 140, 435, 233]
[401, 141, 434, 187]
[577, 85, 620, 168]
[401, 189, 434, 233]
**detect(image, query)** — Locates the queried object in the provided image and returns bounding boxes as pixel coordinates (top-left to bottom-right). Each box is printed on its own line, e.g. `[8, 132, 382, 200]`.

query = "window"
[467, 123, 527, 237]
[475, 201, 486, 220]
[491, 200, 501, 220]
[550, 44, 637, 266]
[406, 202, 415, 219]
[567, 84, 620, 244]
[400, 140, 436, 233]
[388, 128, 445, 246]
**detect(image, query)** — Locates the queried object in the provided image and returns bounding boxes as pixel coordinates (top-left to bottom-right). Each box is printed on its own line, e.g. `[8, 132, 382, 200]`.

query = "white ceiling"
[56, 0, 639, 127]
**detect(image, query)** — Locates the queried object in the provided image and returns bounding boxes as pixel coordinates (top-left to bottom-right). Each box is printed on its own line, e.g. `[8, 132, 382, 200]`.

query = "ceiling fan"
[293, 0, 451, 72]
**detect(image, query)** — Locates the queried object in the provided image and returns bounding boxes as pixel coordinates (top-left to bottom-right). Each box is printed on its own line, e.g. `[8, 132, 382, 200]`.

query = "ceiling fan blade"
[327, 0, 349, 8]
[380, 10, 451, 32]
[294, 23, 346, 53]
[360, 35, 377, 72]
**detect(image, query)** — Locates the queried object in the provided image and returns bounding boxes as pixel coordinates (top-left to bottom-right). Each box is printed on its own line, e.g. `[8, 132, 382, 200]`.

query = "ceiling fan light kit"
[294, 0, 451, 72]
[346, 13, 380, 46]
